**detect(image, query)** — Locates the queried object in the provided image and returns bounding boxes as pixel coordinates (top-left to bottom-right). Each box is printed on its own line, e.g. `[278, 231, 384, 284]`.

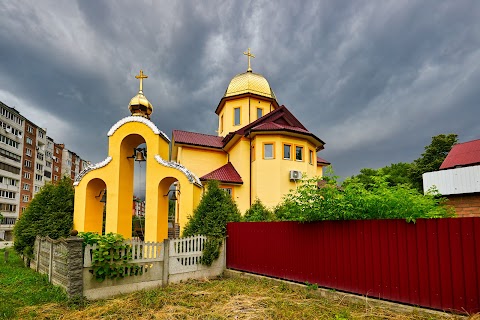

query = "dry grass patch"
[17, 276, 470, 320]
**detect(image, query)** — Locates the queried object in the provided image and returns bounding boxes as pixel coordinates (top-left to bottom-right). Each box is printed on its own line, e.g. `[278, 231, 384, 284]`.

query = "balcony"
[0, 217, 17, 230]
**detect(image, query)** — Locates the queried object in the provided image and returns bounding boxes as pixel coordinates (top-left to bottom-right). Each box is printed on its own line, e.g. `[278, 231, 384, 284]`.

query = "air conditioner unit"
[289, 170, 302, 180]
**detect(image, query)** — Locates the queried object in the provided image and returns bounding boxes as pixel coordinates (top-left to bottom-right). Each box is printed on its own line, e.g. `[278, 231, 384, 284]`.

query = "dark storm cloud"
[0, 0, 479, 179]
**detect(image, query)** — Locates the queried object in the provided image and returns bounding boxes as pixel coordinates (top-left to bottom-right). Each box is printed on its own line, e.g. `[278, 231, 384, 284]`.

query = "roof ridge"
[173, 129, 220, 138]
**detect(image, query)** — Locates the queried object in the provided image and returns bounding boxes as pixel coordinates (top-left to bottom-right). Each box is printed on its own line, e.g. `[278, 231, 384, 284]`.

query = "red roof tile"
[173, 130, 223, 148]
[440, 139, 480, 169]
[200, 162, 243, 184]
[317, 157, 330, 165]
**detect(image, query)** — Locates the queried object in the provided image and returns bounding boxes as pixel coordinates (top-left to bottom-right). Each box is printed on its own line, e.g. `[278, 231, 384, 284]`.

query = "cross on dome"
[243, 48, 255, 72]
[135, 69, 148, 93]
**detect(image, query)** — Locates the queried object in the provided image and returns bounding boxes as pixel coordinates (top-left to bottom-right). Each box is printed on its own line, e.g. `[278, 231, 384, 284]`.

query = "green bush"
[244, 198, 274, 222]
[183, 180, 241, 265]
[13, 177, 74, 256]
[277, 175, 454, 223]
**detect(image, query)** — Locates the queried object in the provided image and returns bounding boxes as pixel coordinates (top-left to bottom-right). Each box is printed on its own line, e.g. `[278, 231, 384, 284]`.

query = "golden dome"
[224, 71, 277, 100]
[128, 92, 153, 119]
[128, 70, 153, 119]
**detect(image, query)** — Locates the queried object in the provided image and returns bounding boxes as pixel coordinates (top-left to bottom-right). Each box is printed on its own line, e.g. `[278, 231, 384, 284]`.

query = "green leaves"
[79, 232, 141, 282]
[13, 177, 74, 256]
[276, 174, 454, 222]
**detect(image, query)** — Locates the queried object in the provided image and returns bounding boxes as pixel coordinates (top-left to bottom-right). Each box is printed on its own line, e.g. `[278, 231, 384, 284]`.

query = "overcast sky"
[1, 1, 479, 180]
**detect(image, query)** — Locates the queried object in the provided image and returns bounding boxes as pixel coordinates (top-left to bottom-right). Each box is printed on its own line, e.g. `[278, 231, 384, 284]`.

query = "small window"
[24, 172, 31, 179]
[23, 183, 30, 191]
[257, 108, 263, 119]
[23, 195, 29, 202]
[309, 150, 314, 165]
[263, 143, 274, 159]
[221, 187, 233, 197]
[26, 137, 33, 145]
[283, 144, 291, 160]
[295, 146, 304, 161]
[234, 107, 241, 126]
[25, 148, 32, 157]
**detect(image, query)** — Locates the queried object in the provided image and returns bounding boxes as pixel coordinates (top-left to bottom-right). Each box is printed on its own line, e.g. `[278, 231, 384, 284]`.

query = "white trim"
[154, 155, 202, 186]
[73, 157, 112, 186]
[107, 116, 170, 142]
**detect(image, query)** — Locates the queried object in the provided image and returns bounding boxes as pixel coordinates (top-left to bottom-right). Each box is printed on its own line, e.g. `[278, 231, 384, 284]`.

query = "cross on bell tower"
[135, 69, 148, 93]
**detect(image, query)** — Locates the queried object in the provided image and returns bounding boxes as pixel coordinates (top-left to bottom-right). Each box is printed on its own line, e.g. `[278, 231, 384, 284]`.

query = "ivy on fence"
[79, 232, 145, 282]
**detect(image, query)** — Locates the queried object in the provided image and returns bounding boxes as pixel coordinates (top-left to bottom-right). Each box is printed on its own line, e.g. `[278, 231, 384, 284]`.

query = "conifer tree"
[14, 176, 74, 256]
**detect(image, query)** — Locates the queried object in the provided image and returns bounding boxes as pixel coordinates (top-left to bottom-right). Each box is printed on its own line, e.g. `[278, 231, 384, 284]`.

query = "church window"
[221, 187, 233, 197]
[283, 144, 291, 160]
[295, 146, 304, 161]
[257, 108, 263, 119]
[263, 143, 274, 159]
[234, 107, 241, 126]
[309, 149, 314, 165]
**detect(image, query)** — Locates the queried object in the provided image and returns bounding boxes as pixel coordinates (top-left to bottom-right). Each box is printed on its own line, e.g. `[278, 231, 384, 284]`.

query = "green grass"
[0, 249, 471, 320]
[0, 248, 67, 319]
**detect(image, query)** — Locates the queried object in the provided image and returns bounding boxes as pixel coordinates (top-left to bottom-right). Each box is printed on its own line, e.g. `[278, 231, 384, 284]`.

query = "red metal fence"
[226, 218, 480, 314]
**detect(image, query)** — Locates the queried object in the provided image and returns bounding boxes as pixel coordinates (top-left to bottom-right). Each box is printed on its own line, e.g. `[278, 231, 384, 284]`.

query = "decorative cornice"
[73, 156, 112, 186]
[154, 155, 202, 186]
[107, 116, 170, 142]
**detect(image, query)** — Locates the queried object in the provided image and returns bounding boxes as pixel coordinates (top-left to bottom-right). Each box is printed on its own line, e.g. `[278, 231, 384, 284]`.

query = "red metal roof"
[250, 122, 310, 134]
[440, 139, 480, 169]
[173, 130, 224, 148]
[200, 162, 243, 184]
[317, 157, 330, 165]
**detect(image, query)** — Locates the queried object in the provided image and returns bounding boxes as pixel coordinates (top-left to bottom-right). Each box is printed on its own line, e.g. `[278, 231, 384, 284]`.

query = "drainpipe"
[249, 133, 252, 207]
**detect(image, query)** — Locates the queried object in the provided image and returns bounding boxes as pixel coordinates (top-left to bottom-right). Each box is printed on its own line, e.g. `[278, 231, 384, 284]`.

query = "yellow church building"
[73, 50, 329, 242]
[171, 49, 329, 213]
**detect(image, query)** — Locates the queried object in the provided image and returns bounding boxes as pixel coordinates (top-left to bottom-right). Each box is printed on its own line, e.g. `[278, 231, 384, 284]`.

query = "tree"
[183, 180, 241, 266]
[345, 163, 412, 189]
[409, 134, 458, 192]
[183, 180, 241, 238]
[244, 198, 274, 222]
[13, 177, 74, 256]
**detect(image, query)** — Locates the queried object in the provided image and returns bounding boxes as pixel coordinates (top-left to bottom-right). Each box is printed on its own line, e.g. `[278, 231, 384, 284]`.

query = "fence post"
[64, 236, 84, 298]
[162, 239, 170, 286]
[48, 240, 54, 283]
[35, 237, 41, 272]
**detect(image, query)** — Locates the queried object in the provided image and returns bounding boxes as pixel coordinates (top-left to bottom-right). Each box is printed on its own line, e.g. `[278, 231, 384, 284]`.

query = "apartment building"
[0, 101, 89, 240]
[0, 102, 24, 240]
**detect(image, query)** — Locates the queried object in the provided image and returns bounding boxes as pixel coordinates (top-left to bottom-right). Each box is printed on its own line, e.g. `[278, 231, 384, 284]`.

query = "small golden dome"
[224, 71, 276, 100]
[128, 70, 153, 119]
[128, 92, 153, 119]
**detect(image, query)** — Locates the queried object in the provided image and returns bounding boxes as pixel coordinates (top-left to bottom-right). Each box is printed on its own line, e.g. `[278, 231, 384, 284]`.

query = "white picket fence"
[83, 240, 164, 267]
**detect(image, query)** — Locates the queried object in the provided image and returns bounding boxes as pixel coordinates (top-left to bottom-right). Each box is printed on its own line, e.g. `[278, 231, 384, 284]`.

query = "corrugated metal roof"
[440, 139, 480, 169]
[317, 157, 330, 165]
[172, 130, 224, 148]
[200, 162, 243, 184]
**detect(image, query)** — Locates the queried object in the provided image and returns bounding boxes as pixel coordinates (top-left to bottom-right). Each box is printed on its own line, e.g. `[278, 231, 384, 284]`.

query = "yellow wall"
[176, 146, 227, 177]
[251, 134, 319, 209]
[226, 138, 251, 213]
[218, 97, 275, 136]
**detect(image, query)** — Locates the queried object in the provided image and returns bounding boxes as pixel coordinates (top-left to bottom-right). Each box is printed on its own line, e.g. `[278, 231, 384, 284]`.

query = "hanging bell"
[135, 150, 146, 162]
[170, 192, 178, 201]
[100, 192, 107, 203]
